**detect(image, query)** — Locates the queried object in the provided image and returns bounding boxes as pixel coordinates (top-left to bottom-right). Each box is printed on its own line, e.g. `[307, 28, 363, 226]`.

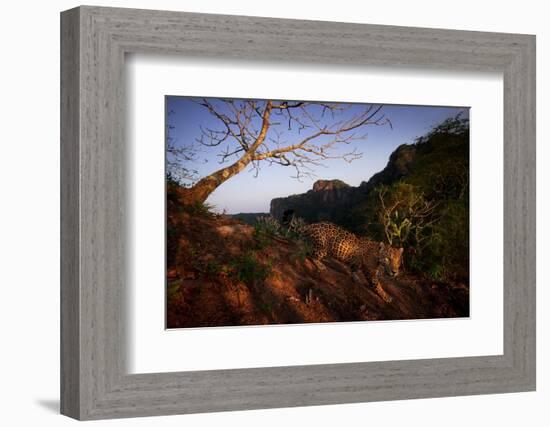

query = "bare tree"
[165, 109, 197, 184]
[175, 98, 391, 205]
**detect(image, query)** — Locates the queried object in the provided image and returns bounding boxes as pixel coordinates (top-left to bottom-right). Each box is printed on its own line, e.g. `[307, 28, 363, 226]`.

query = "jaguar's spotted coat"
[303, 222, 403, 303]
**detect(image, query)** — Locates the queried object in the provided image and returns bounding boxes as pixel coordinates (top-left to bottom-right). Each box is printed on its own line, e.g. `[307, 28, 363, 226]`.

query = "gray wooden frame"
[60, 5, 536, 420]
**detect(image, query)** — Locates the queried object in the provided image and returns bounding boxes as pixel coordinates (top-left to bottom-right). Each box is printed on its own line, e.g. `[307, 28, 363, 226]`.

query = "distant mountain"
[230, 212, 270, 226]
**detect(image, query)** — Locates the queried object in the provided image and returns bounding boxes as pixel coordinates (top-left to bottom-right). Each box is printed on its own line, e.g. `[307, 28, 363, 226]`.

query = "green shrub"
[259, 302, 274, 315]
[375, 183, 437, 248]
[204, 259, 222, 276]
[253, 229, 273, 250]
[167, 280, 182, 298]
[252, 216, 279, 249]
[253, 214, 308, 243]
[230, 252, 273, 285]
[255, 215, 282, 235]
[180, 201, 215, 217]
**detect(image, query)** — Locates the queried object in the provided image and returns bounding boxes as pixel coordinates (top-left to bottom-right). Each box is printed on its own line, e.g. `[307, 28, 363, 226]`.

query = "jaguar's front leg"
[374, 282, 393, 303]
[310, 249, 327, 271]
[312, 259, 327, 271]
[368, 268, 393, 303]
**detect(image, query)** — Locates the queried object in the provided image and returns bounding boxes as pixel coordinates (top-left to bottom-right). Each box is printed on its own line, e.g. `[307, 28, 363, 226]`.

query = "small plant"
[167, 280, 182, 298]
[253, 227, 273, 250]
[294, 240, 313, 262]
[253, 215, 283, 249]
[259, 301, 273, 315]
[181, 201, 215, 218]
[254, 215, 281, 235]
[230, 252, 273, 286]
[428, 263, 445, 281]
[204, 259, 222, 277]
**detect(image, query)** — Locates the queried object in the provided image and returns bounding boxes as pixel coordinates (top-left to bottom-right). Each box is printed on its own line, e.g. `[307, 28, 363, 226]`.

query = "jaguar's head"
[379, 242, 404, 277]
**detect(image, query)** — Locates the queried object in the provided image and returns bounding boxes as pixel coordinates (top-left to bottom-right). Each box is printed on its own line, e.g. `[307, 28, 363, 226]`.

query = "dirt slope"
[166, 212, 469, 328]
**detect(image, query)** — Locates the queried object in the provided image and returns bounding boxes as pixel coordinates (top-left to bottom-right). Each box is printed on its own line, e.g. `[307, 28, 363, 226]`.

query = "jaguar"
[302, 221, 403, 303]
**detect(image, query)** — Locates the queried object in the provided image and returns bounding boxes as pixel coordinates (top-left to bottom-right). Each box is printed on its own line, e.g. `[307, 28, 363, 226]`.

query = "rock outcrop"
[360, 144, 416, 191]
[270, 144, 418, 224]
[270, 179, 359, 224]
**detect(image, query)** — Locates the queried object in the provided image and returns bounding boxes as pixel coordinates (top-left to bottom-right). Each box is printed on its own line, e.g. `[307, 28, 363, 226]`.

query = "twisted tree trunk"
[178, 101, 273, 205]
[178, 155, 253, 205]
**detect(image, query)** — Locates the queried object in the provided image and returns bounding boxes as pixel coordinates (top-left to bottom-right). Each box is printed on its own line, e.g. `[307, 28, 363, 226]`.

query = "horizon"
[166, 96, 469, 214]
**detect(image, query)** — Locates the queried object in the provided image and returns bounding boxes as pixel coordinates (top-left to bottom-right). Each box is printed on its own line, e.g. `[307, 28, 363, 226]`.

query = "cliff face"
[360, 144, 416, 191]
[270, 144, 417, 224]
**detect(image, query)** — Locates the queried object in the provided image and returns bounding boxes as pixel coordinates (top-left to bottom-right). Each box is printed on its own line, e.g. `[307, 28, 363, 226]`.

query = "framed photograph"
[61, 6, 536, 420]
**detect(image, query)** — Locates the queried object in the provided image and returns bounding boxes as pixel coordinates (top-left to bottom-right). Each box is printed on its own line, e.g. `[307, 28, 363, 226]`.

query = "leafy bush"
[376, 183, 438, 248]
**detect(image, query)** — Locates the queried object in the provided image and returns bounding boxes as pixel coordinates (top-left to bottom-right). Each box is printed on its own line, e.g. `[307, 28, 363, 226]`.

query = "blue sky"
[166, 96, 468, 214]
